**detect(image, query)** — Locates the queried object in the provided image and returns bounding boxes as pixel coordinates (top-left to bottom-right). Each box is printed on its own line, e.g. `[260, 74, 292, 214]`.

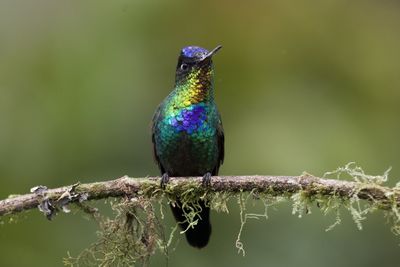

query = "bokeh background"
[1, 0, 400, 266]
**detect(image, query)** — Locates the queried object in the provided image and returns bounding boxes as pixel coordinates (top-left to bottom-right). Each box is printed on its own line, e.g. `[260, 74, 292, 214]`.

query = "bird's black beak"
[200, 45, 222, 61]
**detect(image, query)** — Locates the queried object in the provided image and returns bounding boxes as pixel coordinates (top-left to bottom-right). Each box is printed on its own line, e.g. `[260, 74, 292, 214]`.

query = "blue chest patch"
[166, 104, 208, 134]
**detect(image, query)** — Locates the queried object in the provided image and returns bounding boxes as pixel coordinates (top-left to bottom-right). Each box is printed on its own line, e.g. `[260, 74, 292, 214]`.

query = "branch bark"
[1, 175, 399, 217]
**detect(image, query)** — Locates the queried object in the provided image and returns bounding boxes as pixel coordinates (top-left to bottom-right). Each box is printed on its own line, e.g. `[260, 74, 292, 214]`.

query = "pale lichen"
[323, 163, 395, 231]
[235, 190, 285, 256]
[323, 162, 391, 185]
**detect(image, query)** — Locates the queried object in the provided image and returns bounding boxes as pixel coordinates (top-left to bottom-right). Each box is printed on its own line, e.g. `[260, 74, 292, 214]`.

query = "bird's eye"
[180, 63, 189, 71]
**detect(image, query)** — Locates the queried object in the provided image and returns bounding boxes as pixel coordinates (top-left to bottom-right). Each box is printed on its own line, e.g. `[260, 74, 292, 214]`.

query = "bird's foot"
[160, 173, 170, 189]
[202, 172, 212, 187]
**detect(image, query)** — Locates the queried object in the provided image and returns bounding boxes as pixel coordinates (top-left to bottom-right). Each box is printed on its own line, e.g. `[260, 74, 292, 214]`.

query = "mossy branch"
[3, 166, 400, 265]
[1, 174, 400, 217]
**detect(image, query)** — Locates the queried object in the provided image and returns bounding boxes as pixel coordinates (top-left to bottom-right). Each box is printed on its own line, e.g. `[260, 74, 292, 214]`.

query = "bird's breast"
[155, 103, 219, 175]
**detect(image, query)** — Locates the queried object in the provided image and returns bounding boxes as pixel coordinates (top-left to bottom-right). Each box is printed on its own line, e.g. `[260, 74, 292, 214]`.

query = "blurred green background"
[1, 0, 400, 266]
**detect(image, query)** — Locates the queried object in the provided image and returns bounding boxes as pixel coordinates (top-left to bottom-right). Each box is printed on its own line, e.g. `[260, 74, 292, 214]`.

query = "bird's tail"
[170, 200, 211, 248]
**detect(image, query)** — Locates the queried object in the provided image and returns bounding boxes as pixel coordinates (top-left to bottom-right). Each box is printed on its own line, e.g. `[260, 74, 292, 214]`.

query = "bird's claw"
[202, 172, 212, 187]
[160, 173, 170, 189]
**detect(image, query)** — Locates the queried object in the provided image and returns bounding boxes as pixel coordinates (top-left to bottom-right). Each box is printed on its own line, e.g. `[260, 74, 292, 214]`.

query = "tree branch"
[1, 175, 399, 217]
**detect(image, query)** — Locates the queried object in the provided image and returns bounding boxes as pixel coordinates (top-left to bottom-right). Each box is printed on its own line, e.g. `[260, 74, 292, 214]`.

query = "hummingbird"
[151, 45, 224, 248]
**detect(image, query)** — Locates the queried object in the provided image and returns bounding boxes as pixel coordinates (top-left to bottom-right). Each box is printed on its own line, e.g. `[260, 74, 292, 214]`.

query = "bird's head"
[175, 45, 222, 88]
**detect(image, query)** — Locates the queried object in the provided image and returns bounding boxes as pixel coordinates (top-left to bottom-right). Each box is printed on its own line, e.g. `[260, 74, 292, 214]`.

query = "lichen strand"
[64, 197, 162, 267]
[169, 180, 210, 233]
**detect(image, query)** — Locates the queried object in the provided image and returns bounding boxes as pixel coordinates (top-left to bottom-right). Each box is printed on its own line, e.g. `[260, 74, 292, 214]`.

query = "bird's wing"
[151, 104, 165, 174]
[215, 114, 225, 174]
